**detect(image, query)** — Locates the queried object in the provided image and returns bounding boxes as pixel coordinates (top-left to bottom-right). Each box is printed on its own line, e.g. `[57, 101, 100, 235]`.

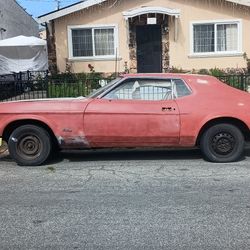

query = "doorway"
[136, 25, 162, 73]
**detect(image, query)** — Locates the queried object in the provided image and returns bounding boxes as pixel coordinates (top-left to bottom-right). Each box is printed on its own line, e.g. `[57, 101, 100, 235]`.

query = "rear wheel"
[8, 125, 51, 166]
[200, 124, 244, 163]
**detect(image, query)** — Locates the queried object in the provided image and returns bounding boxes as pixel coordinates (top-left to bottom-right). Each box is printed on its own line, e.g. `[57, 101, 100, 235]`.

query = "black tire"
[8, 125, 51, 166]
[200, 124, 244, 163]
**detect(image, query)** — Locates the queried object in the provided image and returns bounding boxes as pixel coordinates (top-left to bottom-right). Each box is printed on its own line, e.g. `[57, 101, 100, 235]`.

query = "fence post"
[45, 72, 49, 98]
[240, 74, 244, 90]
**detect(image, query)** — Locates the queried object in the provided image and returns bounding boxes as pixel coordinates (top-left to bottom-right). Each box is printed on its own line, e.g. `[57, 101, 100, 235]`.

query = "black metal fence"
[0, 71, 111, 102]
[217, 74, 249, 91]
[0, 71, 48, 101]
[0, 71, 249, 102]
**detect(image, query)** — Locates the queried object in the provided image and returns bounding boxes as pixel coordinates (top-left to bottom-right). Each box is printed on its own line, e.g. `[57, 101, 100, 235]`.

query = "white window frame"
[190, 19, 242, 58]
[67, 24, 119, 61]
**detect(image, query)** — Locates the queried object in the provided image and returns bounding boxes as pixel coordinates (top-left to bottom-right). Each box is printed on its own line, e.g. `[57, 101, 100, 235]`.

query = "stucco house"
[38, 0, 250, 74]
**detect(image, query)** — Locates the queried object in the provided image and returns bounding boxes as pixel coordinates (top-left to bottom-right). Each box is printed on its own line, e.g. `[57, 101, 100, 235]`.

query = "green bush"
[197, 69, 210, 75]
[47, 72, 114, 98]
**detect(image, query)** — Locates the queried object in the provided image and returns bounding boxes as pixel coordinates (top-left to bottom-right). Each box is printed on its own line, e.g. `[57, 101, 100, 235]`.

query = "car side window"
[104, 81, 135, 100]
[103, 79, 173, 101]
[173, 79, 192, 98]
[103, 78, 191, 100]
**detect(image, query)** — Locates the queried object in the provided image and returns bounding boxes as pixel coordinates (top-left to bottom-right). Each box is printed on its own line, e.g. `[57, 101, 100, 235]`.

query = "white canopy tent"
[0, 36, 48, 75]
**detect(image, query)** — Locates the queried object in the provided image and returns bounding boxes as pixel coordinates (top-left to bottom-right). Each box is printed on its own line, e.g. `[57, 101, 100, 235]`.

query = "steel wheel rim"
[211, 132, 235, 155]
[17, 135, 42, 159]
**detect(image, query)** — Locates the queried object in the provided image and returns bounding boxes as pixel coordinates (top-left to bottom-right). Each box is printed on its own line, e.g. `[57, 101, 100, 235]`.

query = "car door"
[83, 78, 180, 147]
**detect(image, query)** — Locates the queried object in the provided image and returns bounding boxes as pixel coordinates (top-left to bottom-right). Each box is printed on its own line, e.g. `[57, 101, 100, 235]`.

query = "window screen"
[193, 22, 239, 54]
[71, 27, 115, 57]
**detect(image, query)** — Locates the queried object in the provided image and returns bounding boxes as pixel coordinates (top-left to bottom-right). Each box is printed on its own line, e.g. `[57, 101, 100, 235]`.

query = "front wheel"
[8, 125, 51, 166]
[200, 124, 244, 163]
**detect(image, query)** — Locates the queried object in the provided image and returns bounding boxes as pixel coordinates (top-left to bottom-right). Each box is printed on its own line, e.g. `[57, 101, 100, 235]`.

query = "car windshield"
[87, 77, 122, 98]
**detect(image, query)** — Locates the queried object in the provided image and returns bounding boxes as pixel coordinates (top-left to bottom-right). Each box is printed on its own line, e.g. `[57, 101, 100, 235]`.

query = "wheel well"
[196, 117, 250, 146]
[2, 119, 58, 148]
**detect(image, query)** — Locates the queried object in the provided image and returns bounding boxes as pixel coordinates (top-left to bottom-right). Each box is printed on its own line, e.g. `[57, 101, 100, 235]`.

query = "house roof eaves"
[38, 1, 85, 19]
[226, 0, 250, 7]
[37, 0, 250, 24]
[37, 0, 107, 23]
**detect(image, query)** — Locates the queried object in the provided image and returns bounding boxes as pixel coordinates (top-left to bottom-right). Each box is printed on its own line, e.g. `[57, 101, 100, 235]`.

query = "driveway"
[0, 148, 250, 249]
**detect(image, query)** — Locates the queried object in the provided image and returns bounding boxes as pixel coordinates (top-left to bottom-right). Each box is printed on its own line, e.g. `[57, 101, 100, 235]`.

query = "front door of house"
[136, 25, 162, 73]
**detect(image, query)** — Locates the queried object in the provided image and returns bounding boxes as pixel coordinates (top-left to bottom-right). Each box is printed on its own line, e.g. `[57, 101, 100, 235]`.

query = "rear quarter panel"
[177, 75, 250, 146]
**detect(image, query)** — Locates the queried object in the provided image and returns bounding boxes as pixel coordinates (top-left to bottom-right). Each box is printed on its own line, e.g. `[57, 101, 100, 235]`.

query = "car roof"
[120, 73, 215, 81]
[120, 73, 218, 87]
[119, 73, 248, 98]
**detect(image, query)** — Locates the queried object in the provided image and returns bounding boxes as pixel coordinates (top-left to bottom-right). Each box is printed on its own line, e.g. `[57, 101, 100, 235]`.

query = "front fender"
[0, 114, 57, 137]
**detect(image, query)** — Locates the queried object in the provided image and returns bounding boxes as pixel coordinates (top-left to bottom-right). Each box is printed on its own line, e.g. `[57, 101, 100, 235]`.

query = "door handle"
[162, 107, 175, 111]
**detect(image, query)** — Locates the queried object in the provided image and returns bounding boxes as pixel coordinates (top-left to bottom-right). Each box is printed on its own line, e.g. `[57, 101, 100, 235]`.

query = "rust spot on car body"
[57, 136, 89, 149]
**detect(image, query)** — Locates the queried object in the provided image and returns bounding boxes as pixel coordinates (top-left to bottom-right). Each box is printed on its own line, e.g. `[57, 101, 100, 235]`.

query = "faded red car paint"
[0, 73, 250, 165]
[84, 98, 180, 147]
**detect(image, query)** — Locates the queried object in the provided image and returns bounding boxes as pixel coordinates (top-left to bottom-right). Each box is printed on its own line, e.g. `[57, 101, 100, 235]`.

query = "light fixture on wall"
[164, 26, 169, 33]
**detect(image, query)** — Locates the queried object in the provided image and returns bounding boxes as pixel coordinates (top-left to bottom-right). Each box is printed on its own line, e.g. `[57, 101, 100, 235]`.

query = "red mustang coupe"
[0, 73, 249, 166]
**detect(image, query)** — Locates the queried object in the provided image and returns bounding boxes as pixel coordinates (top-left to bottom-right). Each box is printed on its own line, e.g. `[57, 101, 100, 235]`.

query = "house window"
[192, 21, 241, 55]
[68, 25, 117, 59]
[72, 29, 93, 57]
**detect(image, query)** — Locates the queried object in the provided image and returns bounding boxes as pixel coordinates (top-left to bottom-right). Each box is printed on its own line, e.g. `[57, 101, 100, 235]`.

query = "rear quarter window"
[173, 79, 192, 98]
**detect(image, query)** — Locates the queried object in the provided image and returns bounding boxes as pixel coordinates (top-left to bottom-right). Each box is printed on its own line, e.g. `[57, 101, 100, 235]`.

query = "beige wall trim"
[189, 53, 243, 58]
[123, 6, 180, 20]
[68, 57, 122, 62]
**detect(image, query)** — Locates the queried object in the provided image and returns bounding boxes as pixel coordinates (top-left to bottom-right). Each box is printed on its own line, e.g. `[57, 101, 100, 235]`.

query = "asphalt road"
[0, 148, 250, 250]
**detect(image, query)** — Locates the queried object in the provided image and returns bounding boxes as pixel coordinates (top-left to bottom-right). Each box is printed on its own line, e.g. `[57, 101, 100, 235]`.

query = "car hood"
[0, 97, 90, 114]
